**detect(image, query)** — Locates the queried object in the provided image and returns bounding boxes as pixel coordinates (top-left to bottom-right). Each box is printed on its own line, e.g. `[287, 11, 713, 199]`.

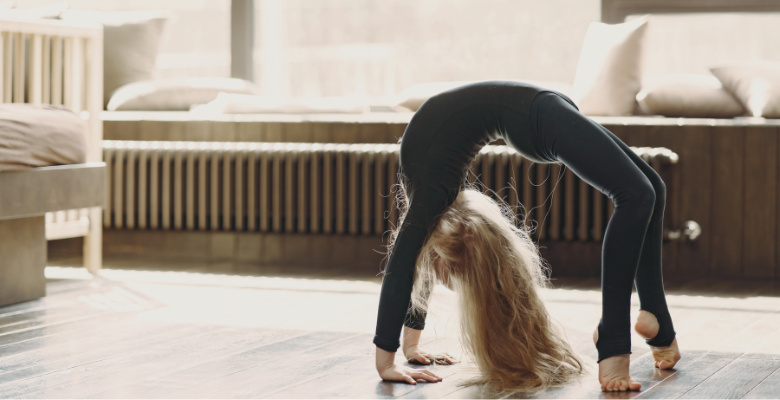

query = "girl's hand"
[378, 363, 443, 385]
[376, 346, 442, 385]
[404, 345, 458, 365]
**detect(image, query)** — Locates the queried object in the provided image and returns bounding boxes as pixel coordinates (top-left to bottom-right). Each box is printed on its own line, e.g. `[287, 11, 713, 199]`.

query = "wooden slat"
[1, 32, 8, 102]
[29, 34, 42, 104]
[61, 36, 72, 108]
[50, 36, 62, 105]
[710, 125, 745, 277]
[742, 127, 777, 278]
[41, 35, 50, 104]
[13, 33, 24, 103]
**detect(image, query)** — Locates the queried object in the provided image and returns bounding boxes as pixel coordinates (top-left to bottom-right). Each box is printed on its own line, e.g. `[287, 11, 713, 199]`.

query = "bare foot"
[593, 329, 642, 392]
[635, 310, 681, 369]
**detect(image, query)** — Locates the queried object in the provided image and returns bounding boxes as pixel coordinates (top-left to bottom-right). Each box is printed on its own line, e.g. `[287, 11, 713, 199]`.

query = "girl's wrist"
[375, 346, 397, 372]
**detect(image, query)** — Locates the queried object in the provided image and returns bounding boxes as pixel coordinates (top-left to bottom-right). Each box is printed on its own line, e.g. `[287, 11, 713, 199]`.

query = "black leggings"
[531, 92, 675, 361]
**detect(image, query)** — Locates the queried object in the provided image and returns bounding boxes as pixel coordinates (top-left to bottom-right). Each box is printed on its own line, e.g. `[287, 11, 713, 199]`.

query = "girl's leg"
[594, 124, 676, 348]
[530, 92, 655, 362]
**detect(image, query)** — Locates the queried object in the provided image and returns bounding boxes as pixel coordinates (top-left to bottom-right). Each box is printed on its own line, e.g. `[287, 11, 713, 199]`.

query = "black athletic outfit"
[373, 81, 676, 362]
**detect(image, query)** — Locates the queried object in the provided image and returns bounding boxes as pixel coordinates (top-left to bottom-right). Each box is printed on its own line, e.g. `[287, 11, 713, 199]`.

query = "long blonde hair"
[394, 188, 583, 393]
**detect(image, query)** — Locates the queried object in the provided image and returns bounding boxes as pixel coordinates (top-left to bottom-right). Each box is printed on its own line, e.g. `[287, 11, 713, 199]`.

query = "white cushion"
[572, 17, 648, 116]
[192, 93, 370, 114]
[0, 104, 86, 172]
[636, 74, 745, 118]
[61, 10, 171, 108]
[711, 61, 780, 118]
[107, 78, 260, 111]
[394, 80, 574, 112]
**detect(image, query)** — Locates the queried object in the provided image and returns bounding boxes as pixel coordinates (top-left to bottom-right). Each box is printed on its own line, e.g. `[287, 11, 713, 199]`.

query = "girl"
[373, 81, 681, 392]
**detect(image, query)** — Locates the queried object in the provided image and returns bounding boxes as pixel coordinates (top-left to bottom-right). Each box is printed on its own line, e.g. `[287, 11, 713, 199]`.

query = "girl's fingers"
[412, 370, 441, 382]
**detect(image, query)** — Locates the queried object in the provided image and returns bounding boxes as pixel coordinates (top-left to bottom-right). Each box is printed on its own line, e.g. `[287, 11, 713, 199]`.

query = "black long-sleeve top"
[373, 81, 565, 352]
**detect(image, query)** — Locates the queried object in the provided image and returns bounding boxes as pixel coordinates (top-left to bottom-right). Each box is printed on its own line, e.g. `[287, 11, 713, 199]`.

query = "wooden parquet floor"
[3, 260, 780, 398]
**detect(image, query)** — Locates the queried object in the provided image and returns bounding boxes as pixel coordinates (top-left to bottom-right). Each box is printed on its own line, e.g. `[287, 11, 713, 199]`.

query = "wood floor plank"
[677, 355, 779, 399]
[80, 328, 308, 399]
[0, 320, 202, 377]
[743, 366, 780, 399]
[0, 324, 225, 397]
[632, 351, 737, 399]
[159, 332, 370, 398]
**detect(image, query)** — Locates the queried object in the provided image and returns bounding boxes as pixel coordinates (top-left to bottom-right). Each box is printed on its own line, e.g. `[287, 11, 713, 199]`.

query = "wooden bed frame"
[0, 18, 105, 306]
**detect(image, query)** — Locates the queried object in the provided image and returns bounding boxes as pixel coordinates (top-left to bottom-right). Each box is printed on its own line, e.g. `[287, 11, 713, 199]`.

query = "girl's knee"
[616, 180, 656, 217]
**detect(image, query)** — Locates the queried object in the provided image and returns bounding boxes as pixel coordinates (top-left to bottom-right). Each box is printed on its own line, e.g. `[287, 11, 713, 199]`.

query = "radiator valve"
[664, 220, 702, 242]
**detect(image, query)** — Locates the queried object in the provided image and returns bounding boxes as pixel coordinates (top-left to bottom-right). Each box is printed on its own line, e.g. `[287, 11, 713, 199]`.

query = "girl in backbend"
[373, 81, 681, 393]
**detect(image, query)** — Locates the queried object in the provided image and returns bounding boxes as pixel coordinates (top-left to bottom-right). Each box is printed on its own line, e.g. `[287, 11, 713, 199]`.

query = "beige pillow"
[394, 80, 574, 112]
[636, 74, 745, 118]
[711, 62, 780, 118]
[107, 78, 260, 111]
[0, 104, 86, 172]
[572, 17, 649, 116]
[61, 10, 171, 108]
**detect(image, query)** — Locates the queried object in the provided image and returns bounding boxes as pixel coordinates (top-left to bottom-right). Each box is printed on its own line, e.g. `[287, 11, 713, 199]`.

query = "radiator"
[103, 141, 679, 241]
